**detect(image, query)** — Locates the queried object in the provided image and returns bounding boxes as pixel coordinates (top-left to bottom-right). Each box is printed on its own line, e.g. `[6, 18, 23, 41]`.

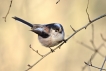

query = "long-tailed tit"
[12, 16, 65, 52]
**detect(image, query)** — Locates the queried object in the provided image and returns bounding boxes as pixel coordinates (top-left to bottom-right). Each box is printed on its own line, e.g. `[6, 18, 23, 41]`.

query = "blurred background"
[0, 0, 106, 71]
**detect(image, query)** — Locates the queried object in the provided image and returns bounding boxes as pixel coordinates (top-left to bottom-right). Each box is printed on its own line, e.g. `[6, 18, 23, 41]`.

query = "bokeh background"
[0, 0, 106, 71]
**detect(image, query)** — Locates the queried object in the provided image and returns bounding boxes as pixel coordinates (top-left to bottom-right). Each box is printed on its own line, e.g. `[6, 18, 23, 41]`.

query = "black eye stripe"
[45, 23, 64, 33]
[45, 23, 60, 30]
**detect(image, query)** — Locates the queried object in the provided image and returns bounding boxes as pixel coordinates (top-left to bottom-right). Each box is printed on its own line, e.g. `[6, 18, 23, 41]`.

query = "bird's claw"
[63, 39, 67, 43]
[49, 48, 55, 52]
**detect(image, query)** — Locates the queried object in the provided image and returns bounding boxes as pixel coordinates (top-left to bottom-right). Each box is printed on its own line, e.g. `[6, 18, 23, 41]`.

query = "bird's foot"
[63, 39, 67, 43]
[49, 48, 55, 52]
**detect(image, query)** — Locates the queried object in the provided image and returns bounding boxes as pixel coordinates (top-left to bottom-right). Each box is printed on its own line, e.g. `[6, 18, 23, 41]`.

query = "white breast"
[38, 29, 64, 47]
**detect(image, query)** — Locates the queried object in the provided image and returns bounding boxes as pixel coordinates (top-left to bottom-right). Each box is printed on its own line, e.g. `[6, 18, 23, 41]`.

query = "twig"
[26, 14, 106, 71]
[83, 54, 93, 71]
[84, 62, 106, 70]
[56, 0, 60, 4]
[77, 24, 105, 71]
[101, 34, 106, 42]
[84, 57, 106, 71]
[79, 41, 105, 71]
[96, 44, 105, 57]
[70, 25, 76, 32]
[86, 0, 91, 22]
[100, 57, 106, 71]
[91, 24, 94, 42]
[3, 0, 13, 22]
[90, 24, 96, 49]
[77, 41, 94, 51]
[29, 44, 44, 57]
[66, 14, 106, 42]
[26, 41, 64, 71]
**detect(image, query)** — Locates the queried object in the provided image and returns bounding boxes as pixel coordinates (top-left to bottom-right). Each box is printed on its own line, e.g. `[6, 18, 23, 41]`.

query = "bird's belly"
[38, 35, 63, 47]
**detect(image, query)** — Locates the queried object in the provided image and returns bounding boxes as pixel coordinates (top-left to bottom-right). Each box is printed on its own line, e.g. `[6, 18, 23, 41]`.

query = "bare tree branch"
[84, 62, 106, 70]
[91, 24, 94, 42]
[90, 24, 96, 49]
[100, 57, 106, 71]
[25, 14, 106, 71]
[3, 0, 13, 22]
[66, 14, 106, 41]
[29, 44, 44, 57]
[86, 0, 91, 22]
[70, 25, 76, 32]
[26, 41, 64, 71]
[78, 24, 105, 71]
[77, 41, 94, 51]
[56, 0, 60, 4]
[84, 57, 106, 71]
[82, 43, 105, 71]
[101, 34, 106, 42]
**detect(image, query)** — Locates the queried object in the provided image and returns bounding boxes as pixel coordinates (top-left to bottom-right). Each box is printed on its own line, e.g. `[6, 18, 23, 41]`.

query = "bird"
[12, 16, 65, 52]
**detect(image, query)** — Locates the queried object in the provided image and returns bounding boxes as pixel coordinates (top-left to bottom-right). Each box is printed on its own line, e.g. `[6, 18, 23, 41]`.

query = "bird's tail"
[12, 16, 33, 28]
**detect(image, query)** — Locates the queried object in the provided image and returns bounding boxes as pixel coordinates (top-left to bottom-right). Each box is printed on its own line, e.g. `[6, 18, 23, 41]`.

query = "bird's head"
[45, 23, 64, 33]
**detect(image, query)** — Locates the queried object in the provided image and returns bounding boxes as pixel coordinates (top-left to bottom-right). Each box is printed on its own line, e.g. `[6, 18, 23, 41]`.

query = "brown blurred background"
[0, 0, 106, 71]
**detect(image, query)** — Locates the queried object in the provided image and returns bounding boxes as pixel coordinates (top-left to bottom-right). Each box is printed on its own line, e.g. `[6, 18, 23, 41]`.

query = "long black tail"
[12, 16, 33, 28]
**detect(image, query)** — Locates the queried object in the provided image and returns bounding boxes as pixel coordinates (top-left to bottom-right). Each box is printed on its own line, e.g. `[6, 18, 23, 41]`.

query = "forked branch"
[3, 0, 13, 22]
[85, 57, 106, 71]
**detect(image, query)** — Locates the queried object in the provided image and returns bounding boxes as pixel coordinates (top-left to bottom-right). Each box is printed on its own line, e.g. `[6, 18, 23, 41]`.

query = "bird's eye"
[55, 30, 57, 32]
[55, 29, 59, 32]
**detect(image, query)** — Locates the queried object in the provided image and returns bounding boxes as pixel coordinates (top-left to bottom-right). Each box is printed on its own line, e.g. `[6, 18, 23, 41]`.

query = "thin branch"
[91, 24, 94, 42]
[77, 24, 105, 70]
[70, 25, 76, 32]
[82, 52, 96, 71]
[82, 52, 96, 70]
[26, 14, 106, 71]
[101, 34, 106, 42]
[86, 0, 91, 22]
[26, 41, 64, 71]
[85, 14, 106, 29]
[84, 62, 106, 70]
[97, 44, 105, 57]
[100, 57, 106, 71]
[66, 14, 106, 42]
[3, 0, 13, 22]
[90, 24, 96, 49]
[83, 54, 94, 70]
[77, 41, 94, 51]
[81, 43, 105, 71]
[29, 44, 44, 57]
[84, 57, 106, 71]
[56, 0, 60, 4]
